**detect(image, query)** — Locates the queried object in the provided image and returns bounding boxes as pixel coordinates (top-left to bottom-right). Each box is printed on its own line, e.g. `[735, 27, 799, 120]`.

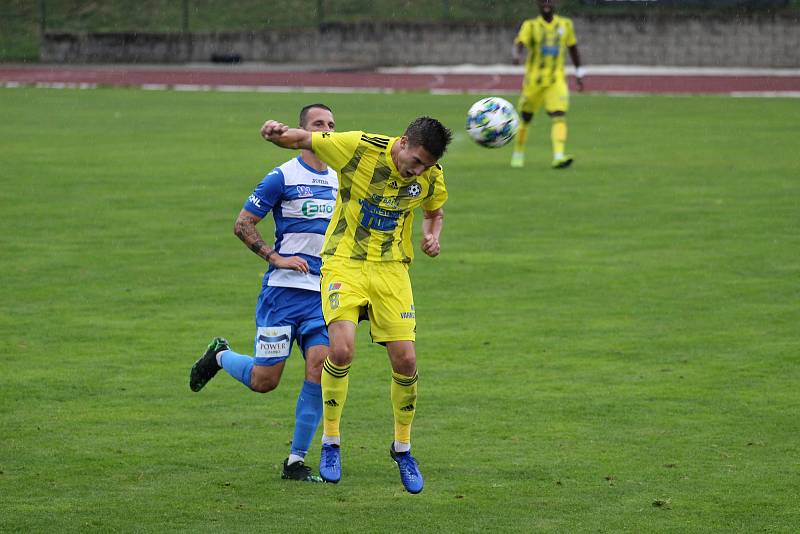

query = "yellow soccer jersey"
[311, 130, 448, 263]
[515, 14, 577, 87]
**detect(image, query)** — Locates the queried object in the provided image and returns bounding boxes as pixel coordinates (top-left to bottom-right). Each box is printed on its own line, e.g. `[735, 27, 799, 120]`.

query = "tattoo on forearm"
[235, 213, 269, 259]
[250, 239, 266, 255]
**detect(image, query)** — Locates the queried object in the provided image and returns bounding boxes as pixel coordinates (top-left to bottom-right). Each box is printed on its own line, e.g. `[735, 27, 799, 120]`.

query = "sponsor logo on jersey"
[301, 200, 334, 217]
[248, 194, 262, 207]
[400, 306, 415, 319]
[371, 193, 399, 209]
[388, 180, 399, 189]
[296, 185, 313, 198]
[541, 45, 560, 57]
[328, 282, 342, 290]
[358, 200, 401, 232]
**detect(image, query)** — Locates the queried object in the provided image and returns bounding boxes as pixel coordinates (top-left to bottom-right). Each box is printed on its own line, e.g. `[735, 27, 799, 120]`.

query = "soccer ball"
[465, 97, 519, 148]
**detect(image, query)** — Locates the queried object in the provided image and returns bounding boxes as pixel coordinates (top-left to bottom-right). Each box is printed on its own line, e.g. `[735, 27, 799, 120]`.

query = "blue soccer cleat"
[319, 444, 341, 483]
[390, 444, 424, 494]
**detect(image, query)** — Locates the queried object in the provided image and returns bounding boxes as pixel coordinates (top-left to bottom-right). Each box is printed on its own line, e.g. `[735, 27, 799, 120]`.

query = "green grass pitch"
[1, 87, 798, 532]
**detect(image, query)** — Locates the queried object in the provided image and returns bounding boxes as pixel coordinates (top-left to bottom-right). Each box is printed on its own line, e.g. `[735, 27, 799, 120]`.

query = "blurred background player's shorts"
[519, 78, 570, 115]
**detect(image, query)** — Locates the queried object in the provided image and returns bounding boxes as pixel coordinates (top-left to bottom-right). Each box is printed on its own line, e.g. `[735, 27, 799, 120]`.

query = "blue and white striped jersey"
[244, 156, 338, 292]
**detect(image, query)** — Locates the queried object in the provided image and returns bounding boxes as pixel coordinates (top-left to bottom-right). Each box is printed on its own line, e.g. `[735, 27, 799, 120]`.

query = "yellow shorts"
[518, 78, 569, 116]
[321, 257, 416, 343]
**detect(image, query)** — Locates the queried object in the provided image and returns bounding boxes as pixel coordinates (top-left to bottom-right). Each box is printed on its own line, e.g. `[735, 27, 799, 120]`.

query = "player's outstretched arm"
[421, 208, 444, 257]
[260, 120, 313, 150]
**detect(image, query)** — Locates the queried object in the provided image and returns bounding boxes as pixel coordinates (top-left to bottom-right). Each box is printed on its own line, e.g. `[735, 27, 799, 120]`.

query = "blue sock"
[219, 350, 253, 389]
[290, 380, 323, 458]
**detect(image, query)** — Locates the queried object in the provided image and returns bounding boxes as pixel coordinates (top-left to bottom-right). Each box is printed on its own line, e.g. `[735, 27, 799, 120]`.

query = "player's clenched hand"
[270, 254, 309, 274]
[421, 233, 440, 257]
[260, 120, 289, 142]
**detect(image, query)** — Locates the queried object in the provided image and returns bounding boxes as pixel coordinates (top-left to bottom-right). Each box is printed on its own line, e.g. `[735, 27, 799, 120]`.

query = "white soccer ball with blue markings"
[465, 97, 519, 148]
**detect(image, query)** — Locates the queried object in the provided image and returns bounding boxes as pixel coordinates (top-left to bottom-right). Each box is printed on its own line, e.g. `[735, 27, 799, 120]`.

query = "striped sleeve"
[311, 131, 363, 171]
[565, 19, 577, 47]
[422, 165, 447, 211]
[515, 19, 532, 47]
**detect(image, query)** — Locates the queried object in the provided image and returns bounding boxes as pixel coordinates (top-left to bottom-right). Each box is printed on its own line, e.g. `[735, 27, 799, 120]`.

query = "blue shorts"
[253, 285, 328, 367]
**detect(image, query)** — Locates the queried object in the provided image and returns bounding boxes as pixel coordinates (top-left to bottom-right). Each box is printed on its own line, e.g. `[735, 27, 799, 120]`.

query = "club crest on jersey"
[406, 183, 421, 198]
[296, 185, 313, 198]
[388, 180, 399, 189]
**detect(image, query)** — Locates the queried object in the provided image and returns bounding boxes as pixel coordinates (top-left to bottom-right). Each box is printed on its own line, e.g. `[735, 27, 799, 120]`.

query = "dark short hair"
[299, 103, 333, 128]
[404, 116, 453, 160]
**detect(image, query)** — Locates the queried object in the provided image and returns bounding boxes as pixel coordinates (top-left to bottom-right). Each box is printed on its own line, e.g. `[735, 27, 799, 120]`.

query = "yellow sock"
[391, 371, 418, 445]
[514, 123, 529, 153]
[321, 357, 350, 437]
[551, 117, 567, 158]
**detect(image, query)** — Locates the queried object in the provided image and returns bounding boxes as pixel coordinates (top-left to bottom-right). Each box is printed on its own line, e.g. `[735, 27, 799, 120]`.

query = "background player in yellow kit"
[511, 0, 585, 170]
[260, 115, 452, 494]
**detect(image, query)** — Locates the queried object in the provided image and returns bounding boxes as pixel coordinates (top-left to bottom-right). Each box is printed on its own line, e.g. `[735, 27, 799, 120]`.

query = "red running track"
[1, 65, 799, 94]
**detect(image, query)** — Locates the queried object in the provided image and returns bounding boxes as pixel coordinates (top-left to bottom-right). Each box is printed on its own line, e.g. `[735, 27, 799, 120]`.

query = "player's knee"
[390, 351, 417, 376]
[328, 343, 354, 366]
[250, 371, 280, 393]
[521, 111, 534, 123]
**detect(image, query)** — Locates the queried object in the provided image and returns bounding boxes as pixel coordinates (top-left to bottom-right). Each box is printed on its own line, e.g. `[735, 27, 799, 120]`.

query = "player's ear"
[399, 136, 408, 150]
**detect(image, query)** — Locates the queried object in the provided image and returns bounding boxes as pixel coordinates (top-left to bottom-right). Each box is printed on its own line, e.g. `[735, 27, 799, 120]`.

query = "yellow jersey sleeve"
[565, 18, 577, 47]
[421, 164, 448, 212]
[515, 20, 533, 47]
[311, 130, 363, 170]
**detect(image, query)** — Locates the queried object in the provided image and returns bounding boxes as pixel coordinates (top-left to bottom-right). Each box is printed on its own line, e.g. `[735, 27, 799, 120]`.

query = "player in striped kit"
[511, 0, 584, 170]
[260, 115, 452, 494]
[190, 104, 338, 483]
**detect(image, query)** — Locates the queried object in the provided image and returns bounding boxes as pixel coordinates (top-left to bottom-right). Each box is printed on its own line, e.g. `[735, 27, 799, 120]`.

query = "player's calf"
[249, 367, 281, 393]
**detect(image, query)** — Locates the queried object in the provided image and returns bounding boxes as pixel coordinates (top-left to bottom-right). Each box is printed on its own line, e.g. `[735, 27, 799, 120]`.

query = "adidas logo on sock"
[400, 404, 415, 412]
[325, 399, 339, 407]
